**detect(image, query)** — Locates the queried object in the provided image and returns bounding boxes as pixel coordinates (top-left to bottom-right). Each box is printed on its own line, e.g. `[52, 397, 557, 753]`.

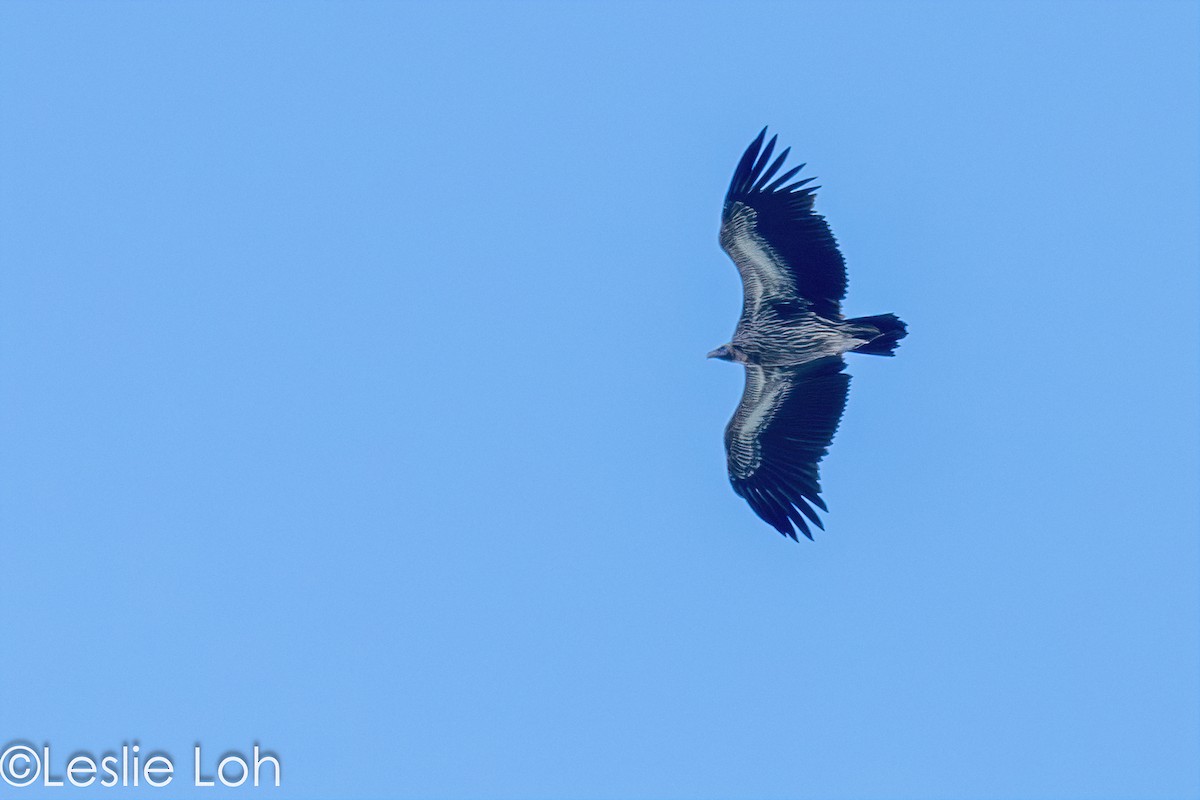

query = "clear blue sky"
[2, 2, 1197, 798]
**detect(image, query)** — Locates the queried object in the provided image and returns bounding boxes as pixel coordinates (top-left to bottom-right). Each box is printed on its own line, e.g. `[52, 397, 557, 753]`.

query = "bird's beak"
[706, 348, 724, 359]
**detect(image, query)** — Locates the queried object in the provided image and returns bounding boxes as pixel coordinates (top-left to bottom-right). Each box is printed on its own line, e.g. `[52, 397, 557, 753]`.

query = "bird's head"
[707, 344, 735, 361]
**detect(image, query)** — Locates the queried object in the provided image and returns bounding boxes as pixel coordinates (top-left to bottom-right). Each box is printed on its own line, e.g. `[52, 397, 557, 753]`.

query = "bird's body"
[725, 307, 873, 366]
[710, 129, 907, 541]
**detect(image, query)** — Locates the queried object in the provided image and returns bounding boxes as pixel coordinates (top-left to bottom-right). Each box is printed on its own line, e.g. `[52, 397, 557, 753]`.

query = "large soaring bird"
[710, 128, 907, 541]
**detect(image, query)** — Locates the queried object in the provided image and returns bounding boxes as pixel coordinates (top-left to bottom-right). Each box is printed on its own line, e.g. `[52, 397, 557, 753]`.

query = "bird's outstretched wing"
[725, 357, 850, 540]
[719, 128, 847, 320]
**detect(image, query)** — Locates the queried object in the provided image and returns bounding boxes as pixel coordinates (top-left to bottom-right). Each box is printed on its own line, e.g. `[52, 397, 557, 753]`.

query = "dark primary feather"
[725, 357, 850, 540]
[721, 127, 847, 320]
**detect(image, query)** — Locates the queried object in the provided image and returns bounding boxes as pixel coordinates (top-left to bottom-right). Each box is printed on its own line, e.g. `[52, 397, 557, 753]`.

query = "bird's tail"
[849, 313, 908, 356]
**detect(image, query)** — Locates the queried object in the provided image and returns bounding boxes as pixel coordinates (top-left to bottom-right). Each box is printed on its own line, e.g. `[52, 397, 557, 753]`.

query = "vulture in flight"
[709, 128, 907, 541]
